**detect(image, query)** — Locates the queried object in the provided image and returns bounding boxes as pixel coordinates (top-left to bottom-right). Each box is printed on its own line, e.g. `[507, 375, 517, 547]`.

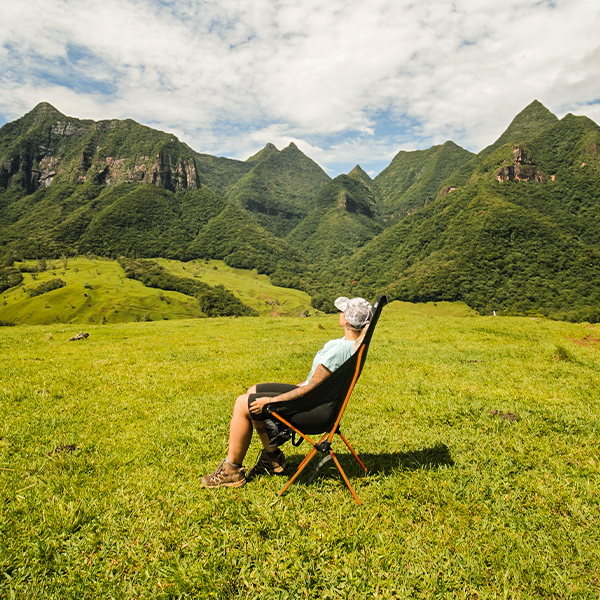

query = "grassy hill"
[2, 310, 599, 597]
[0, 257, 201, 325]
[0, 257, 315, 325]
[156, 258, 315, 317]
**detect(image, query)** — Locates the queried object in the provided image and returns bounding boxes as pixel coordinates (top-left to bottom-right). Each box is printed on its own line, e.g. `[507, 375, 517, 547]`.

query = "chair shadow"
[285, 443, 454, 485]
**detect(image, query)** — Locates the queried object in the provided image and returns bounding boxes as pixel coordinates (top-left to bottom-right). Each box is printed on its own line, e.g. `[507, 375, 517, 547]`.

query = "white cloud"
[1, 0, 600, 175]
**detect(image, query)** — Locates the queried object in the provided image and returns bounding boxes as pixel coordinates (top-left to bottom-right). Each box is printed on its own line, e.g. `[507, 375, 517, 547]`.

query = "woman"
[201, 296, 373, 489]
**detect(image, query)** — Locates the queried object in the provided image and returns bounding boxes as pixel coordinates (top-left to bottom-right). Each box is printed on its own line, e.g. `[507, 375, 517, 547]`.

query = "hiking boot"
[201, 460, 246, 489]
[247, 449, 289, 479]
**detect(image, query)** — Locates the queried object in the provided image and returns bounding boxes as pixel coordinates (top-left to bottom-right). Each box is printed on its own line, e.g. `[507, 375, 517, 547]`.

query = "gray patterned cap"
[334, 296, 373, 329]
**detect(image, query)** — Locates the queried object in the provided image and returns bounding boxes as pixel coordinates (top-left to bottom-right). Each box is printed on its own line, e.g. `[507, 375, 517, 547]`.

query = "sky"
[1, 0, 600, 177]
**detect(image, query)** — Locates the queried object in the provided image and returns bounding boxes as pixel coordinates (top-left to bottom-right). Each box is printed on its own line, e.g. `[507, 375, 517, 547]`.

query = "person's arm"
[249, 364, 331, 415]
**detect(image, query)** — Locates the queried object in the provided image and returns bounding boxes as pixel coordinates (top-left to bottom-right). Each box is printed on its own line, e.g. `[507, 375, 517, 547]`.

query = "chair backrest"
[268, 295, 387, 434]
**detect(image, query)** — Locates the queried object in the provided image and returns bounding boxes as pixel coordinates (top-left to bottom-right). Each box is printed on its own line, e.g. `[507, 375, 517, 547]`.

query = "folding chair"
[264, 295, 387, 505]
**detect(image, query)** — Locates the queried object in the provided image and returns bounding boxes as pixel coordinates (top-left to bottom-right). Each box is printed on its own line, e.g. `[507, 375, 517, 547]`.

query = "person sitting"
[200, 296, 374, 489]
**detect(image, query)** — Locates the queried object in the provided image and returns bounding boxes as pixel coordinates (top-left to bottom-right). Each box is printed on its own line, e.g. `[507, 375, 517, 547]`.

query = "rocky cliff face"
[0, 105, 200, 194]
[496, 146, 545, 183]
[93, 153, 198, 191]
[0, 149, 58, 193]
[1, 146, 199, 193]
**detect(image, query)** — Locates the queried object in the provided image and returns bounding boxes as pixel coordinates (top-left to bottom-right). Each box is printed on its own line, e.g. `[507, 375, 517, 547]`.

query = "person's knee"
[234, 393, 250, 416]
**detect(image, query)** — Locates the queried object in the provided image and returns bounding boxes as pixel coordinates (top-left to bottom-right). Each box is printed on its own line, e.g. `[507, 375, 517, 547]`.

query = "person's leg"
[247, 383, 298, 454]
[202, 383, 296, 487]
[252, 419, 279, 453]
[226, 393, 254, 465]
[201, 390, 254, 489]
[226, 385, 281, 465]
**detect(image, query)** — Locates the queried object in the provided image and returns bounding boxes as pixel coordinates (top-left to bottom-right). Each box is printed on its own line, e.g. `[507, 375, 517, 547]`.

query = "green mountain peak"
[30, 102, 64, 117]
[281, 142, 302, 155]
[245, 143, 280, 164]
[226, 140, 330, 236]
[487, 100, 559, 152]
[374, 141, 474, 216]
[442, 100, 561, 189]
[312, 174, 376, 217]
[348, 165, 372, 184]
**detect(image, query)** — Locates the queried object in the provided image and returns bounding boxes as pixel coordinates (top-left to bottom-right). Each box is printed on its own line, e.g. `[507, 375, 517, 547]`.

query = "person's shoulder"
[323, 337, 349, 348]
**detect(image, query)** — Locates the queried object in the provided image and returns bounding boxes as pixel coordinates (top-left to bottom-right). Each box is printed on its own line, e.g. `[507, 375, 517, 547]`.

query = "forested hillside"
[0, 104, 310, 283]
[287, 174, 383, 265]
[1, 100, 600, 322]
[224, 142, 330, 236]
[374, 140, 474, 218]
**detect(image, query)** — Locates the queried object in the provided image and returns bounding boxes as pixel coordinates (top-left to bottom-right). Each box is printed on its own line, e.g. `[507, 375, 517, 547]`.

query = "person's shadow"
[286, 443, 454, 483]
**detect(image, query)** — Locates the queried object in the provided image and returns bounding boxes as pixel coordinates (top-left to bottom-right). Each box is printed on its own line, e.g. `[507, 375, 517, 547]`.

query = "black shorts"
[248, 383, 298, 421]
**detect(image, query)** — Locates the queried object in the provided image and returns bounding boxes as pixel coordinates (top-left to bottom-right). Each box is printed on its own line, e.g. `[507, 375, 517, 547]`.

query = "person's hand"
[249, 396, 270, 415]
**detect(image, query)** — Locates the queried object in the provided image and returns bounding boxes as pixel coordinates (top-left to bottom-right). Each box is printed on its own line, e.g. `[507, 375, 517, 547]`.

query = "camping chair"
[264, 295, 387, 505]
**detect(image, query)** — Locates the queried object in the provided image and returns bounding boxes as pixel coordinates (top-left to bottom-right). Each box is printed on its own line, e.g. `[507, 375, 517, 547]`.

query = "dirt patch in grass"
[568, 335, 599, 346]
[489, 409, 519, 421]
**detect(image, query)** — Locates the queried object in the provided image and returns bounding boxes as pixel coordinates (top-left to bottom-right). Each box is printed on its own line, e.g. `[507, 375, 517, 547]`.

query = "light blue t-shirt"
[304, 337, 355, 384]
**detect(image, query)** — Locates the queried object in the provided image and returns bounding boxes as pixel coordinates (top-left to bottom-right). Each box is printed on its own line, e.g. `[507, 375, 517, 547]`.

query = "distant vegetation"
[27, 278, 65, 297]
[1, 100, 600, 323]
[373, 140, 474, 217]
[0, 265, 23, 294]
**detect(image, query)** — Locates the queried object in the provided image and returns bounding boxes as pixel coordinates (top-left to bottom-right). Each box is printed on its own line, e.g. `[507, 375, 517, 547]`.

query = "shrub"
[27, 278, 66, 298]
[555, 345, 575, 362]
[118, 257, 257, 317]
[311, 295, 336, 313]
[0, 267, 24, 294]
[199, 285, 258, 317]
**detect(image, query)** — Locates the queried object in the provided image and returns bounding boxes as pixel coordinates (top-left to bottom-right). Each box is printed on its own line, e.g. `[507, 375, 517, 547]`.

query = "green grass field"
[1, 305, 599, 598]
[0, 258, 315, 326]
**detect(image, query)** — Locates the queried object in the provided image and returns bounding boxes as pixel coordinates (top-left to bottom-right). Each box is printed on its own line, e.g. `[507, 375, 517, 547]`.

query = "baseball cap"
[334, 296, 373, 329]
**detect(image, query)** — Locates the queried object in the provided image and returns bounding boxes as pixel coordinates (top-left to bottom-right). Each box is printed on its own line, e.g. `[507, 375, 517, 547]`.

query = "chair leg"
[278, 447, 317, 497]
[338, 431, 367, 473]
[330, 450, 361, 506]
[278, 433, 364, 504]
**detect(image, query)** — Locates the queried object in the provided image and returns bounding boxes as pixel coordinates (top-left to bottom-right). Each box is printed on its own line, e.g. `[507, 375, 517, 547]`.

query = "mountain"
[286, 174, 383, 264]
[192, 153, 253, 197]
[224, 142, 331, 236]
[443, 100, 560, 190]
[323, 104, 600, 321]
[0, 102, 200, 195]
[347, 165, 373, 187]
[373, 140, 474, 218]
[3, 99, 600, 323]
[0, 103, 308, 283]
[486, 99, 560, 155]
